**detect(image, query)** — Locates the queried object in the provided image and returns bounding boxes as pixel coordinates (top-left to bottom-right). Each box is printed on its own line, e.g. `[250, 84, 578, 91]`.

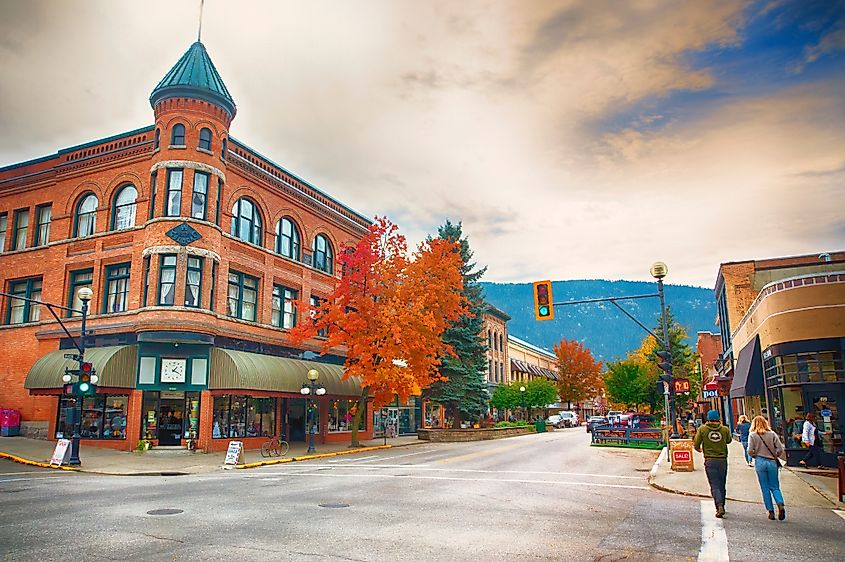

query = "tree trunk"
[350, 387, 369, 447]
[450, 401, 462, 429]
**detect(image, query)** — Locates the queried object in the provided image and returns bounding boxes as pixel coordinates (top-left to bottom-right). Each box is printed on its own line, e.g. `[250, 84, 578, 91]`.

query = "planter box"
[417, 426, 535, 442]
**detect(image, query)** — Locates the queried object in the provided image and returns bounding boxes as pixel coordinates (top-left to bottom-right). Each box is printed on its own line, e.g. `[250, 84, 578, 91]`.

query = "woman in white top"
[799, 412, 822, 468]
[746, 415, 786, 521]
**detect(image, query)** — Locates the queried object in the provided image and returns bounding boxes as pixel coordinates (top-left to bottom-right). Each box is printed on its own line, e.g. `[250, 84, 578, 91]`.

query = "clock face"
[160, 359, 187, 383]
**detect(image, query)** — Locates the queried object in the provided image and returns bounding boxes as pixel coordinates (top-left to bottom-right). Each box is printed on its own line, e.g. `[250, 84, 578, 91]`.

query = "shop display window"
[56, 394, 129, 440]
[213, 395, 277, 438]
[328, 400, 366, 432]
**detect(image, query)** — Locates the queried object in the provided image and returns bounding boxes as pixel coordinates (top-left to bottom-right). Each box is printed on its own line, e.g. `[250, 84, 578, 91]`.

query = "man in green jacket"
[693, 409, 732, 518]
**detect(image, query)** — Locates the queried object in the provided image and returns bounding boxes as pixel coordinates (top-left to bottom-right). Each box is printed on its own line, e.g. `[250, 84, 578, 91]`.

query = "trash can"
[0, 409, 21, 437]
[535, 419, 546, 433]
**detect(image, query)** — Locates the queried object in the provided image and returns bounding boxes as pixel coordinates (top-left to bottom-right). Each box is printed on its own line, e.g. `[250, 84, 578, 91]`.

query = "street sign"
[702, 389, 718, 399]
[50, 439, 71, 466]
[224, 441, 243, 466]
[673, 378, 690, 394]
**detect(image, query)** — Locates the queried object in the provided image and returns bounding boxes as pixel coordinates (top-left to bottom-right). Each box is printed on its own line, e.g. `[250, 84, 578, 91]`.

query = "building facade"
[0, 41, 373, 452]
[714, 252, 845, 466]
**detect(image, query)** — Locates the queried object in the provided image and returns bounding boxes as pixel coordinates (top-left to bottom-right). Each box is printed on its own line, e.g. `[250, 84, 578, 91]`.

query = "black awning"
[729, 336, 763, 398]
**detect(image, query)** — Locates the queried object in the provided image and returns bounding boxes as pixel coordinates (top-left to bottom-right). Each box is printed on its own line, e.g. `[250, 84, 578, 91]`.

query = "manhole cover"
[147, 508, 184, 516]
[318, 503, 350, 509]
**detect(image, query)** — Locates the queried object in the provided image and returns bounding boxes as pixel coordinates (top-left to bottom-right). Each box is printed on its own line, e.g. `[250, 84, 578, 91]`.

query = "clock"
[160, 358, 187, 383]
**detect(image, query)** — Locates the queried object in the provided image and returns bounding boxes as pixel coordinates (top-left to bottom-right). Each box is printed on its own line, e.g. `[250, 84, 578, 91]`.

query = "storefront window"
[184, 392, 201, 439]
[56, 394, 128, 440]
[327, 400, 365, 432]
[780, 386, 804, 449]
[213, 395, 277, 438]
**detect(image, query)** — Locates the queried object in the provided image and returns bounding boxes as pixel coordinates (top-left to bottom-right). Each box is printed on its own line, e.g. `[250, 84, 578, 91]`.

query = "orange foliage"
[288, 217, 467, 408]
[553, 338, 604, 406]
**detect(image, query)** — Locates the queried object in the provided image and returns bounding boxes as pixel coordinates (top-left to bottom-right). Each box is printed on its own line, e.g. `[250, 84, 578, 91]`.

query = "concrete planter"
[418, 426, 539, 442]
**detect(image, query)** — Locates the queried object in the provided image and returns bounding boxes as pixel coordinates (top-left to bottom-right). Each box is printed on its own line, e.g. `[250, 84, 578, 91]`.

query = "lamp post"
[519, 385, 526, 421]
[651, 262, 678, 439]
[300, 368, 326, 454]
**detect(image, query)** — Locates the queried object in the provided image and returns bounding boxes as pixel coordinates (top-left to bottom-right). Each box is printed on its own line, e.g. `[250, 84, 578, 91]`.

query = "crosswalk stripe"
[698, 500, 729, 562]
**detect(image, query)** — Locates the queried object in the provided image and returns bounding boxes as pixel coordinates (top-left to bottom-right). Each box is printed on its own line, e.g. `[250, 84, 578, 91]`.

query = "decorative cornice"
[151, 160, 225, 180]
[142, 245, 221, 262]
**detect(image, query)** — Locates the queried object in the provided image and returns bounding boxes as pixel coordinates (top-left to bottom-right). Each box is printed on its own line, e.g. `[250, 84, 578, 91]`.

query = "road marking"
[0, 476, 64, 483]
[650, 447, 667, 478]
[267, 471, 650, 489]
[834, 510, 845, 522]
[357, 449, 433, 463]
[698, 500, 729, 562]
[436, 441, 534, 464]
[260, 464, 642, 479]
[329, 455, 380, 463]
[0, 471, 55, 476]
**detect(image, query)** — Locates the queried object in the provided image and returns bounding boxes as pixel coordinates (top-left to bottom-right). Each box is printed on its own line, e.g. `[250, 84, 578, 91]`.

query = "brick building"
[0, 41, 374, 452]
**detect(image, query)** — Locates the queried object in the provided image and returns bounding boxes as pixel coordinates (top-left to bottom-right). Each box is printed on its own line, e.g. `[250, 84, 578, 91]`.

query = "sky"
[1, 0, 843, 287]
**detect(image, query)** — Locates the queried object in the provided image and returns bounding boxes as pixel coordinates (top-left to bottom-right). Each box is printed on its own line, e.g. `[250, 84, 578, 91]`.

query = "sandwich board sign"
[223, 441, 243, 467]
[50, 439, 71, 466]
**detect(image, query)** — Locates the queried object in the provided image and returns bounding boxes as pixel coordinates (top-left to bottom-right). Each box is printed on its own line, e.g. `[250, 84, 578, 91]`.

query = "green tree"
[490, 384, 520, 412]
[525, 379, 558, 420]
[424, 220, 489, 427]
[603, 361, 649, 410]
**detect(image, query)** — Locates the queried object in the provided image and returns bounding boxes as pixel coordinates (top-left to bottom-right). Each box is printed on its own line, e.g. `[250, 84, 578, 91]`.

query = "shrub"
[493, 421, 532, 428]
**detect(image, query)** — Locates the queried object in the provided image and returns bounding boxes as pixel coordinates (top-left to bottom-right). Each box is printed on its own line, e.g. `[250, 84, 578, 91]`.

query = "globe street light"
[68, 286, 94, 466]
[300, 368, 326, 453]
[520, 385, 526, 421]
[651, 262, 677, 439]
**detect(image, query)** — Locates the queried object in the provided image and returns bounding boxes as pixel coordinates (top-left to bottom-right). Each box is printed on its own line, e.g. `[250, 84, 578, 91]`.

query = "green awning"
[209, 349, 362, 396]
[25, 346, 138, 390]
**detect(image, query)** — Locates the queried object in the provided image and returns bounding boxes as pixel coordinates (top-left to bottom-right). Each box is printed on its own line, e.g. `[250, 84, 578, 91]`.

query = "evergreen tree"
[424, 221, 489, 428]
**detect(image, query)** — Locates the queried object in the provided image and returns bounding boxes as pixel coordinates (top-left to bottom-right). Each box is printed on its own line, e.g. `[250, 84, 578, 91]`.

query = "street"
[1, 429, 843, 561]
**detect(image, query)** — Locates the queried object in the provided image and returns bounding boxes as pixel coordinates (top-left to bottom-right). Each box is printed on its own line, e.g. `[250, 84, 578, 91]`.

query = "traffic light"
[77, 362, 98, 396]
[656, 350, 673, 375]
[533, 280, 554, 321]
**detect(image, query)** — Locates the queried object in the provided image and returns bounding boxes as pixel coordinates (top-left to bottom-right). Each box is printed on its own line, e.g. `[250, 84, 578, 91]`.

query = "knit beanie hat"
[707, 409, 720, 422]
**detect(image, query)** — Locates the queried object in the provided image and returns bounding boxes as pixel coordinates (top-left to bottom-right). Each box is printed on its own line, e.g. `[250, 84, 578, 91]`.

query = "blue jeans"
[741, 439, 751, 463]
[754, 457, 784, 511]
[704, 459, 728, 507]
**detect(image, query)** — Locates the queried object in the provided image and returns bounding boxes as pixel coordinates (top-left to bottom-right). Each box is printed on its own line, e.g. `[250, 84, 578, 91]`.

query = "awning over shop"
[209, 349, 363, 396]
[729, 336, 764, 399]
[510, 358, 559, 381]
[25, 346, 138, 390]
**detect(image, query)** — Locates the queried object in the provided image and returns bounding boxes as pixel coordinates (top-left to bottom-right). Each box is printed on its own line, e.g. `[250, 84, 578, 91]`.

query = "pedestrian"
[799, 413, 823, 468]
[736, 415, 752, 466]
[746, 415, 786, 520]
[693, 409, 732, 518]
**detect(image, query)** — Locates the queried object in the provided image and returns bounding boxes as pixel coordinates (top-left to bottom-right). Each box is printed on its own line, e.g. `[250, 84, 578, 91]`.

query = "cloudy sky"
[1, 0, 843, 287]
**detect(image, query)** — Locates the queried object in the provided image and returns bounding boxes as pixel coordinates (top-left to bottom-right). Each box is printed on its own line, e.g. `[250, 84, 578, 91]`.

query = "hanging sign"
[673, 378, 691, 394]
[702, 389, 719, 399]
[50, 439, 71, 466]
[224, 441, 243, 466]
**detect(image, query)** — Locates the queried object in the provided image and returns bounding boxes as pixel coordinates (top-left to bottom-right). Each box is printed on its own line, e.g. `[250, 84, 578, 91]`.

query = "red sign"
[673, 378, 691, 394]
[673, 450, 691, 462]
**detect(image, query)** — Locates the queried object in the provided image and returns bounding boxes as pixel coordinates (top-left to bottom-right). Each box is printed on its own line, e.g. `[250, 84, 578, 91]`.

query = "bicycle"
[260, 434, 290, 458]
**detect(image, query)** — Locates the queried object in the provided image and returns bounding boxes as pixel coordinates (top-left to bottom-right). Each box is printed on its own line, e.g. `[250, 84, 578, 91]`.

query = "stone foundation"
[20, 421, 50, 440]
[417, 426, 537, 442]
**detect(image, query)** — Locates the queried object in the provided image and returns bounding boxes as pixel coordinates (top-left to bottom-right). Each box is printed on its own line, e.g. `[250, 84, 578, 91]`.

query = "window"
[499, 334, 504, 352]
[191, 172, 209, 219]
[312, 234, 333, 273]
[6, 277, 42, 324]
[68, 269, 93, 317]
[112, 184, 137, 230]
[328, 400, 366, 432]
[221, 138, 227, 159]
[149, 172, 157, 219]
[166, 169, 183, 216]
[215, 178, 223, 225]
[227, 270, 258, 321]
[199, 127, 212, 151]
[487, 330, 492, 348]
[142, 256, 151, 307]
[34, 205, 51, 246]
[213, 396, 276, 438]
[74, 193, 98, 237]
[185, 257, 203, 308]
[56, 394, 128, 440]
[275, 217, 301, 260]
[310, 295, 328, 337]
[230, 198, 262, 245]
[158, 255, 177, 305]
[12, 209, 28, 250]
[154, 128, 160, 150]
[272, 285, 297, 329]
[0, 213, 6, 253]
[209, 261, 217, 312]
[104, 263, 130, 314]
[171, 123, 185, 146]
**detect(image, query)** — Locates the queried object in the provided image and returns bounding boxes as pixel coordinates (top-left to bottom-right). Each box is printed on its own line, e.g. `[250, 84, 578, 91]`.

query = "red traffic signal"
[532, 281, 554, 321]
[80, 362, 93, 373]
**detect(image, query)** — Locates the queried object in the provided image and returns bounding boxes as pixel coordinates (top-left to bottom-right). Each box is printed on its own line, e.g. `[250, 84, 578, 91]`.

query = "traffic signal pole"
[656, 275, 678, 439]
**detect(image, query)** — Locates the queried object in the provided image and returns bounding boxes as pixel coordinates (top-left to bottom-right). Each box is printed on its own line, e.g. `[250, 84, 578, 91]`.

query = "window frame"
[275, 217, 301, 260]
[312, 234, 334, 274]
[227, 270, 259, 321]
[171, 123, 186, 146]
[310, 295, 328, 337]
[142, 255, 151, 307]
[191, 171, 209, 220]
[74, 193, 98, 238]
[154, 128, 161, 150]
[185, 256, 204, 308]
[158, 254, 178, 306]
[271, 284, 298, 329]
[34, 204, 51, 247]
[67, 269, 94, 318]
[215, 178, 223, 225]
[103, 262, 131, 314]
[111, 184, 138, 230]
[0, 213, 7, 253]
[209, 261, 218, 312]
[230, 198, 263, 246]
[198, 127, 212, 151]
[165, 168, 183, 217]
[6, 277, 42, 325]
[12, 208, 29, 251]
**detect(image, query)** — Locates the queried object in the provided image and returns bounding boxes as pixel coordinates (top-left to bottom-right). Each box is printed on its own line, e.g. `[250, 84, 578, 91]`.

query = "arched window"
[312, 234, 333, 273]
[154, 129, 160, 150]
[230, 198, 262, 245]
[499, 334, 504, 352]
[74, 193, 98, 237]
[487, 330, 492, 348]
[221, 138, 227, 159]
[171, 123, 185, 146]
[275, 217, 300, 260]
[111, 184, 137, 230]
[199, 128, 212, 151]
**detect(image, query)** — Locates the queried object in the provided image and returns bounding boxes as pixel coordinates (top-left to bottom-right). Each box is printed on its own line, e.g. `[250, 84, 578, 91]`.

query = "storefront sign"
[50, 439, 71, 466]
[224, 441, 243, 465]
[821, 408, 832, 417]
[669, 439, 695, 472]
[702, 390, 718, 399]
[673, 378, 691, 394]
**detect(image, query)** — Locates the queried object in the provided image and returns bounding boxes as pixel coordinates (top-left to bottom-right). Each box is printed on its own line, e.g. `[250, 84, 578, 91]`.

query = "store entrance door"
[289, 399, 306, 442]
[158, 396, 184, 446]
[805, 386, 842, 458]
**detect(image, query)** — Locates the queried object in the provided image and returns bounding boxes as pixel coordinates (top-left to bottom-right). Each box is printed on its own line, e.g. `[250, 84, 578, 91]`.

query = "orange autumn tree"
[289, 217, 467, 446]
[553, 338, 604, 411]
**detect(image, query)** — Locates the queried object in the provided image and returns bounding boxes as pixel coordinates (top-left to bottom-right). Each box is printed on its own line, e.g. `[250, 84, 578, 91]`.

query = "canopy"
[729, 336, 764, 399]
[25, 346, 137, 390]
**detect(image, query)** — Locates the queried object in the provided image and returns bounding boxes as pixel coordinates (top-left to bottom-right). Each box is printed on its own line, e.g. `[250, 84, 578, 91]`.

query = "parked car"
[586, 416, 608, 432]
[546, 414, 564, 428]
[607, 410, 622, 424]
[559, 411, 579, 427]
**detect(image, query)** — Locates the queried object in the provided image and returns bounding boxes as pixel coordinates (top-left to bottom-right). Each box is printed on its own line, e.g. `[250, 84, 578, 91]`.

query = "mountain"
[480, 280, 718, 362]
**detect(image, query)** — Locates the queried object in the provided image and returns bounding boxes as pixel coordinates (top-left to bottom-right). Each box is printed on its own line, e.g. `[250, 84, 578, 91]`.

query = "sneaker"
[768, 510, 775, 520]
[715, 505, 725, 518]
[777, 504, 786, 521]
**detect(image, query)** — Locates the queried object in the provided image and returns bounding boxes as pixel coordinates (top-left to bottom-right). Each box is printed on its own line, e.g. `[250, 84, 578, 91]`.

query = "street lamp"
[519, 385, 526, 421]
[300, 368, 326, 453]
[651, 262, 678, 439]
[68, 287, 93, 466]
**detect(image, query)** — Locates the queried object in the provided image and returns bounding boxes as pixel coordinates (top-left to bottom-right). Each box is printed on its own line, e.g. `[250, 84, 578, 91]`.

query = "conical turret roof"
[150, 42, 236, 119]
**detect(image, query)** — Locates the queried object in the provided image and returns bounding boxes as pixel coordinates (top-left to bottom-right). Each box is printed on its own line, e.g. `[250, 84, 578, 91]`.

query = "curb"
[0, 451, 79, 472]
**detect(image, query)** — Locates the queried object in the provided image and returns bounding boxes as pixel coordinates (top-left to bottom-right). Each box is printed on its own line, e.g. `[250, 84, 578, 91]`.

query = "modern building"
[714, 252, 845, 466]
[0, 40, 374, 452]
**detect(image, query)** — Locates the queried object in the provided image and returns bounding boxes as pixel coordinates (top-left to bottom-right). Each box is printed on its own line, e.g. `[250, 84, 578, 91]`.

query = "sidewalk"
[650, 440, 843, 508]
[0, 435, 423, 475]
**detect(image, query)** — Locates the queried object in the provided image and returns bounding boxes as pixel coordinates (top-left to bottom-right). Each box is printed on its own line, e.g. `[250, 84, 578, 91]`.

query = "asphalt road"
[1, 428, 843, 561]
